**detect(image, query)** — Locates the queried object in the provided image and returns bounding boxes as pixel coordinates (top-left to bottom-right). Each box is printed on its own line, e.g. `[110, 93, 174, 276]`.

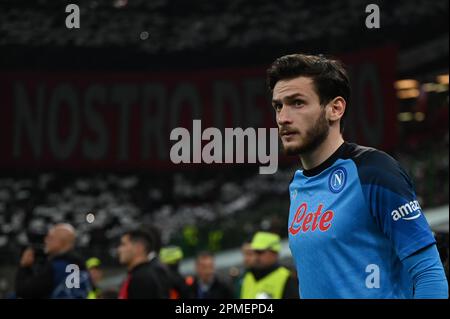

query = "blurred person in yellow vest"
[86, 257, 103, 299]
[160, 246, 193, 299]
[240, 231, 299, 299]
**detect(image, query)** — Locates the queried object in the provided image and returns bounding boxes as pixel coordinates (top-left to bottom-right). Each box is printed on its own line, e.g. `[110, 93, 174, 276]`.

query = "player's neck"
[299, 132, 344, 171]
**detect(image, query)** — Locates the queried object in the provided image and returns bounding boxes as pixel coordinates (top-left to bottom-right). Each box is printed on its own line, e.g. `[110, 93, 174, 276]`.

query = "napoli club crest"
[328, 167, 347, 193]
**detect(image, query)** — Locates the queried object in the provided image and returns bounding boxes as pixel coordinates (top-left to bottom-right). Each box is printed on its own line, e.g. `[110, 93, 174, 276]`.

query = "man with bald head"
[44, 223, 76, 256]
[16, 223, 92, 298]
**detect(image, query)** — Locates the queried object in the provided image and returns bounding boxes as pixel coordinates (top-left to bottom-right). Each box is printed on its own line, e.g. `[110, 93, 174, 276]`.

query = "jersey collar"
[302, 141, 347, 177]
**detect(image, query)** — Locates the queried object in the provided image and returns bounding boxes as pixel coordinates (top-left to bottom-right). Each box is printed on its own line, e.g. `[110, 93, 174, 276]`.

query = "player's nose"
[277, 105, 292, 125]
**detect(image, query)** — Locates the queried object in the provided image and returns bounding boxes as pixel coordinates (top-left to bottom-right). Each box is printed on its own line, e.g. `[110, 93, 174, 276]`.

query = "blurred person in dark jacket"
[15, 223, 92, 299]
[186, 251, 233, 299]
[117, 228, 170, 299]
[160, 245, 193, 299]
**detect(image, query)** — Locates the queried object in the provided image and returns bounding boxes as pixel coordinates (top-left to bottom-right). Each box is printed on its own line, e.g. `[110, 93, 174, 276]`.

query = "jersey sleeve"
[355, 150, 436, 261]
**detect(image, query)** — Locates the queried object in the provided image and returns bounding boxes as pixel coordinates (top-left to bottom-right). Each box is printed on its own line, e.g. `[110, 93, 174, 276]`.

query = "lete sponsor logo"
[289, 203, 334, 235]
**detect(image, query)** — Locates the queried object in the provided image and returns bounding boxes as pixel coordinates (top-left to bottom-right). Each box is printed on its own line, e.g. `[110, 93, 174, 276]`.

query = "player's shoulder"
[342, 142, 411, 185]
[289, 168, 305, 187]
[343, 142, 399, 170]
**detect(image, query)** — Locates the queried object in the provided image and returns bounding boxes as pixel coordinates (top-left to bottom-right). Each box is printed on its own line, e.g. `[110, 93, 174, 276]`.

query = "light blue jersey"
[288, 142, 436, 298]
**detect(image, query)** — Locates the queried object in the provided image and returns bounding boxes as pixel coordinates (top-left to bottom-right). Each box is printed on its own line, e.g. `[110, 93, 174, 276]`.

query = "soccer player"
[267, 53, 448, 298]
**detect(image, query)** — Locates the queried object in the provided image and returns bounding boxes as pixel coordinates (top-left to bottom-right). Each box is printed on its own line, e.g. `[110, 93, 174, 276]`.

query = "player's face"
[117, 235, 136, 266]
[272, 76, 330, 155]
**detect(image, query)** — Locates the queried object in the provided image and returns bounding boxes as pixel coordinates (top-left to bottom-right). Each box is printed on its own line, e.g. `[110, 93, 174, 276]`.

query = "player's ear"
[326, 97, 346, 122]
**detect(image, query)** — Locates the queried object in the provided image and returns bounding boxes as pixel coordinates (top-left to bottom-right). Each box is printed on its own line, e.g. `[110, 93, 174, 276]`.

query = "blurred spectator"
[186, 251, 233, 299]
[242, 240, 257, 270]
[100, 288, 119, 299]
[86, 257, 103, 299]
[148, 224, 163, 253]
[240, 232, 298, 299]
[0, 1, 447, 58]
[15, 223, 92, 298]
[117, 228, 170, 299]
[160, 245, 193, 299]
[233, 239, 257, 298]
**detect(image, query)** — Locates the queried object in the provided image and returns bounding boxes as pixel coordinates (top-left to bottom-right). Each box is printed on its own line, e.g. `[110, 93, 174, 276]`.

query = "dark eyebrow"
[272, 93, 307, 104]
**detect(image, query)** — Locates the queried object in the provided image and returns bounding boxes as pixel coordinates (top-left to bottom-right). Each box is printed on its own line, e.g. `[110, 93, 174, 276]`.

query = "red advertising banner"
[0, 46, 398, 170]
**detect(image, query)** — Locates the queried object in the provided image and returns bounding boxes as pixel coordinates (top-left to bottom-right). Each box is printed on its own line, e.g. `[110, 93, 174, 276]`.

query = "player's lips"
[280, 130, 298, 138]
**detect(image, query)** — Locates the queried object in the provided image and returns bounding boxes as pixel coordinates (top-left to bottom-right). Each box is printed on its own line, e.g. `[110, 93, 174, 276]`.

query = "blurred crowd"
[4, 223, 299, 299]
[0, 0, 447, 55]
[2, 222, 448, 299]
[0, 166, 293, 266]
